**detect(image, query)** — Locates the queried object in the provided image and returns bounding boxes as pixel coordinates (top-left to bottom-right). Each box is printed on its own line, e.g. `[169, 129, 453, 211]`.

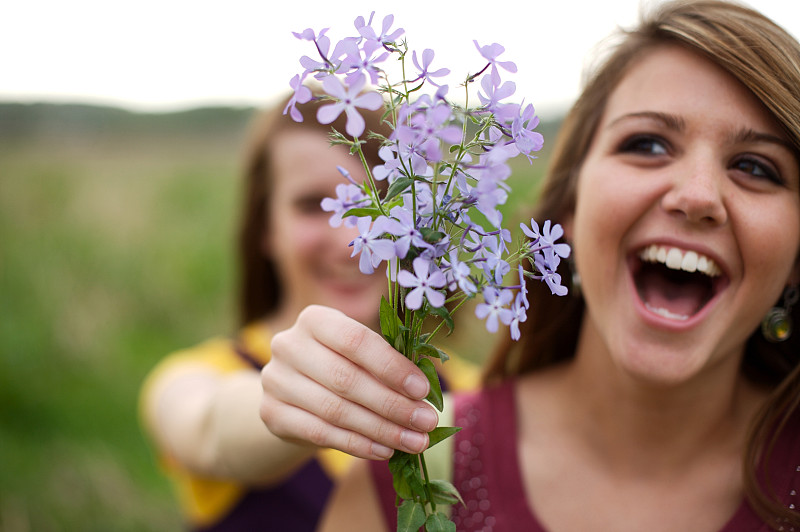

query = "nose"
[660, 156, 728, 225]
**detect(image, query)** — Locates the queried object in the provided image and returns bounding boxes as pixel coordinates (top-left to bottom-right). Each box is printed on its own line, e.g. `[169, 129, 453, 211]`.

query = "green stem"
[419, 452, 436, 513]
[426, 295, 469, 344]
[354, 143, 388, 217]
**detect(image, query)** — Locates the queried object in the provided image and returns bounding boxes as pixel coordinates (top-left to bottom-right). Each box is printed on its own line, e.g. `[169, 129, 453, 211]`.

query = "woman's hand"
[260, 305, 439, 460]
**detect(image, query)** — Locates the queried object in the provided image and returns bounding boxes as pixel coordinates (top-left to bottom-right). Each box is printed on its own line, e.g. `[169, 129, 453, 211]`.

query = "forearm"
[205, 370, 317, 484]
[146, 366, 316, 485]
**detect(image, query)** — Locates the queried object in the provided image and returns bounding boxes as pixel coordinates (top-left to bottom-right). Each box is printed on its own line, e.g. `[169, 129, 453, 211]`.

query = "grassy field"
[0, 102, 555, 531]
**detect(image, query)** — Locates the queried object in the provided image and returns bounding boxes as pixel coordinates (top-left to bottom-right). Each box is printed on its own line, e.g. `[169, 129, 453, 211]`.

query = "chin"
[613, 336, 729, 389]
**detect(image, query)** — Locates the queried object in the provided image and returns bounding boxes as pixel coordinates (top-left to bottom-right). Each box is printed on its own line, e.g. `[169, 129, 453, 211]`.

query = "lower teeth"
[645, 303, 689, 321]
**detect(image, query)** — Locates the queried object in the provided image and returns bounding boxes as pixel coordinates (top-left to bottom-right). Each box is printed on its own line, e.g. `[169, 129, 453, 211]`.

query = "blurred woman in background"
[139, 94, 479, 531]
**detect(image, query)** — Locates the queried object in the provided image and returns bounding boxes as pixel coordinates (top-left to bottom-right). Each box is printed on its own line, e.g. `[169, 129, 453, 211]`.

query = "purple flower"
[515, 264, 529, 310]
[412, 49, 450, 87]
[356, 12, 404, 45]
[472, 176, 508, 228]
[342, 39, 389, 85]
[283, 74, 312, 122]
[383, 206, 431, 258]
[397, 257, 446, 309]
[511, 103, 544, 156]
[521, 219, 571, 269]
[473, 41, 517, 86]
[294, 28, 334, 76]
[475, 287, 514, 333]
[317, 73, 384, 137]
[477, 232, 511, 284]
[533, 254, 569, 296]
[321, 183, 369, 228]
[509, 296, 528, 340]
[443, 250, 476, 295]
[477, 74, 516, 113]
[350, 216, 396, 274]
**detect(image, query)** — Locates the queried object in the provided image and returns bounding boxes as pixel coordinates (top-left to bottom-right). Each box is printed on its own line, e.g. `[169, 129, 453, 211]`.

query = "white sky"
[2, 0, 799, 117]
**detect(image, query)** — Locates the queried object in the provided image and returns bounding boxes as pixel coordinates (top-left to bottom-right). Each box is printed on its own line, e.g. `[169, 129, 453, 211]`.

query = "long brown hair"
[484, 1, 800, 527]
[237, 93, 389, 326]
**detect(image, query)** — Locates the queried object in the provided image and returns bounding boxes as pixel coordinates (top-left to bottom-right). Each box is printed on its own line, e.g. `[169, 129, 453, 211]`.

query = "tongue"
[638, 267, 706, 318]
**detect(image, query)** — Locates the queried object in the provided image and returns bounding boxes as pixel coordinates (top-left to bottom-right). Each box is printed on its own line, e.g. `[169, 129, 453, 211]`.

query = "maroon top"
[371, 380, 800, 531]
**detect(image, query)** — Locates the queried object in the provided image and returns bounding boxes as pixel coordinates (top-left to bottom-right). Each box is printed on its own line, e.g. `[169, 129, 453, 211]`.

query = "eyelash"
[618, 134, 785, 186]
[618, 134, 669, 156]
[730, 155, 784, 186]
[294, 196, 326, 214]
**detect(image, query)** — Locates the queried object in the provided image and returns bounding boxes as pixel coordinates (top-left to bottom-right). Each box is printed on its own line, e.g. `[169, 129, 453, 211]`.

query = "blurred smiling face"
[266, 128, 386, 327]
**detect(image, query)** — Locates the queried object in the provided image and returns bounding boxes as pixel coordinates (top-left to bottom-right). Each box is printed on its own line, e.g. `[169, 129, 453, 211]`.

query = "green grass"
[0, 103, 557, 531]
[0, 111, 247, 530]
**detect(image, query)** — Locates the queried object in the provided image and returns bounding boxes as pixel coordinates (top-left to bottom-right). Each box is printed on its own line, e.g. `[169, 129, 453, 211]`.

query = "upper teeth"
[638, 245, 721, 277]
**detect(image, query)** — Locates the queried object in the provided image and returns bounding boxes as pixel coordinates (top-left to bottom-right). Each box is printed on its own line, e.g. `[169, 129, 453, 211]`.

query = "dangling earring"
[761, 285, 799, 342]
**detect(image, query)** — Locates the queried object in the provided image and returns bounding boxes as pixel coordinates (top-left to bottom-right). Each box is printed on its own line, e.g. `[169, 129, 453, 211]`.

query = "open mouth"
[633, 244, 727, 321]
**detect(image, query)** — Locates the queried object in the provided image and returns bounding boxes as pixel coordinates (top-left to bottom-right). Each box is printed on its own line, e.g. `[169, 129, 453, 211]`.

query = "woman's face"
[266, 128, 386, 327]
[570, 44, 800, 385]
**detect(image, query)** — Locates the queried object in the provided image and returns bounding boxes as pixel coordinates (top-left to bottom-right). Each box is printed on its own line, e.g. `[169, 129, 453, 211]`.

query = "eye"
[618, 134, 669, 156]
[730, 154, 783, 186]
[294, 195, 328, 214]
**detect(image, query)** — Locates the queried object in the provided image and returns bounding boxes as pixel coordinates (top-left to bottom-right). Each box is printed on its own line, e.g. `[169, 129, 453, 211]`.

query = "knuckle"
[269, 331, 291, 360]
[375, 351, 413, 389]
[342, 431, 370, 458]
[329, 363, 358, 395]
[378, 392, 405, 420]
[371, 419, 402, 447]
[303, 422, 330, 448]
[338, 322, 368, 355]
[319, 395, 346, 426]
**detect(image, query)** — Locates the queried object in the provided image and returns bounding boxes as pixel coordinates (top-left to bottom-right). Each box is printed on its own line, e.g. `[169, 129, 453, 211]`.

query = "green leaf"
[379, 296, 399, 344]
[414, 342, 449, 362]
[417, 358, 443, 411]
[402, 462, 426, 497]
[428, 479, 465, 507]
[419, 226, 447, 244]
[397, 500, 427, 532]
[384, 177, 413, 201]
[393, 334, 406, 355]
[342, 206, 382, 219]
[427, 426, 461, 449]
[388, 451, 417, 500]
[428, 305, 455, 336]
[425, 511, 456, 532]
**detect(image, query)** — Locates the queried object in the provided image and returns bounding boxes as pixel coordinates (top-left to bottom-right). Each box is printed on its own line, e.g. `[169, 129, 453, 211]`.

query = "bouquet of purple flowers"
[286, 13, 570, 531]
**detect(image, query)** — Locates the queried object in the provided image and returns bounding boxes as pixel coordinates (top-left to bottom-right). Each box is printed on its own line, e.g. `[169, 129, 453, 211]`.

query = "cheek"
[737, 198, 800, 286]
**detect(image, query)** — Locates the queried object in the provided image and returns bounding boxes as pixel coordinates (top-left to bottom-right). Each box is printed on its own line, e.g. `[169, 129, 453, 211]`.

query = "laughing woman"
[260, 1, 800, 530]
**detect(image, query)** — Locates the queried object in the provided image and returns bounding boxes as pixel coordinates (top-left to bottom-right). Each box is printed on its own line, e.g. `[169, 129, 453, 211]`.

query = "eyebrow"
[608, 111, 796, 154]
[732, 128, 795, 154]
[607, 111, 686, 132]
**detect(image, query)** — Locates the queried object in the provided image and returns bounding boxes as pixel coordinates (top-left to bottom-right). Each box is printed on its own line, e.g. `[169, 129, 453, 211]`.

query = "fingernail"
[403, 374, 429, 399]
[400, 430, 428, 453]
[371, 442, 394, 459]
[410, 407, 438, 432]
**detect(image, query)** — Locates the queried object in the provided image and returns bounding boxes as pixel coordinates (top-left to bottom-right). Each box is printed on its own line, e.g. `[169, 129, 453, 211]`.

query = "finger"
[293, 305, 431, 400]
[263, 360, 431, 454]
[262, 400, 398, 460]
[292, 341, 439, 433]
